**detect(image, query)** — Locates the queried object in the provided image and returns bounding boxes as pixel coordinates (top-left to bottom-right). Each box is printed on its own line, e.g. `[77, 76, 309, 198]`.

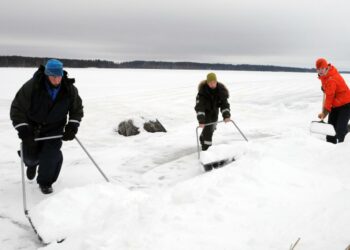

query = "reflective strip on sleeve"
[69, 119, 80, 124]
[221, 108, 230, 114]
[197, 112, 205, 117]
[14, 123, 29, 129]
[204, 140, 212, 145]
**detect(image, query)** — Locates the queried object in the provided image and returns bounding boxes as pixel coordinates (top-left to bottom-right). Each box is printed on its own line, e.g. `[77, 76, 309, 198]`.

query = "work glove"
[17, 125, 35, 146]
[16, 125, 38, 163]
[62, 122, 79, 141]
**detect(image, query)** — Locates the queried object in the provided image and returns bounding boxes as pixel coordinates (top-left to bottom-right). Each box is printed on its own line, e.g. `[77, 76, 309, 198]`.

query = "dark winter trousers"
[23, 139, 63, 186]
[326, 103, 350, 144]
[200, 117, 218, 150]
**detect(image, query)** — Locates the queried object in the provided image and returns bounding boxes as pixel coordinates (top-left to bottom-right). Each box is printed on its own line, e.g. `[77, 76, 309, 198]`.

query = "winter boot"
[203, 163, 213, 172]
[26, 165, 37, 180]
[200, 136, 211, 151]
[39, 185, 53, 194]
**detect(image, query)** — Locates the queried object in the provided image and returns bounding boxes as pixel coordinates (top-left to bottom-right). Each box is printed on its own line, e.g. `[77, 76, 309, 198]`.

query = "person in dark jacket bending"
[10, 59, 84, 194]
[195, 73, 231, 151]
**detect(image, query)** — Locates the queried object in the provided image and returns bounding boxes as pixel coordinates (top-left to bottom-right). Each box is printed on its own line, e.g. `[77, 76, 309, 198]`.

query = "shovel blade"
[202, 157, 235, 172]
[310, 121, 336, 136]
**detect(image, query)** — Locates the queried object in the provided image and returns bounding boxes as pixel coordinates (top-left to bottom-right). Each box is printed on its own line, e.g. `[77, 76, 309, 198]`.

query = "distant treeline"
[118, 60, 315, 72]
[0, 55, 317, 73]
[0, 56, 116, 68]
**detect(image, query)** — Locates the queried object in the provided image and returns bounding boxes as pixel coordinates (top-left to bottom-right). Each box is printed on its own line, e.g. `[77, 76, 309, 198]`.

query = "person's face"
[317, 67, 329, 77]
[48, 76, 62, 86]
[207, 80, 217, 89]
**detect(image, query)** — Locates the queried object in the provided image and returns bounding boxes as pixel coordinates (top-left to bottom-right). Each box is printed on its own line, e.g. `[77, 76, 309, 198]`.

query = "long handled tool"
[20, 136, 62, 244]
[75, 136, 110, 182]
[310, 93, 336, 136]
[195, 120, 248, 171]
[20, 135, 110, 243]
[310, 120, 336, 136]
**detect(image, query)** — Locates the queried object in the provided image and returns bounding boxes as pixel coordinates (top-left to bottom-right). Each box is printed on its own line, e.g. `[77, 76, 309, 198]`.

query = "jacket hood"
[319, 65, 338, 81]
[198, 80, 229, 98]
[198, 80, 207, 92]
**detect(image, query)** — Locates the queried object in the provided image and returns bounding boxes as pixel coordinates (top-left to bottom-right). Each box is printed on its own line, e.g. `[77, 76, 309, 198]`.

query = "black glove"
[62, 122, 79, 141]
[17, 125, 35, 145]
[16, 125, 38, 162]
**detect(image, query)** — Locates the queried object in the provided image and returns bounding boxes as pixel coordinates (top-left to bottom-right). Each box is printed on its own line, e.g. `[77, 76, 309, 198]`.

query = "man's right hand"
[17, 126, 35, 145]
[199, 124, 205, 128]
[318, 112, 326, 120]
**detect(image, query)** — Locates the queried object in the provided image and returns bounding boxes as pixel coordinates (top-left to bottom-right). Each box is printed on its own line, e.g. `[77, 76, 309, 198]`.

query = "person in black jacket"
[10, 59, 84, 194]
[195, 73, 231, 151]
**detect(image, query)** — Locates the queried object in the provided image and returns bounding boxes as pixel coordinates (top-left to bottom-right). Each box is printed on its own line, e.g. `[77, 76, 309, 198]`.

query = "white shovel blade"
[310, 121, 336, 136]
[200, 142, 247, 165]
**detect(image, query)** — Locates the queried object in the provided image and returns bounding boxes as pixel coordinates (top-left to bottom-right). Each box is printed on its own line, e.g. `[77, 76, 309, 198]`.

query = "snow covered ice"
[1, 68, 349, 250]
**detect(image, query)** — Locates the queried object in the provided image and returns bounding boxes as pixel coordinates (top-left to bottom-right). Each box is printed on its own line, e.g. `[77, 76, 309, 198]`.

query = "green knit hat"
[207, 72, 217, 82]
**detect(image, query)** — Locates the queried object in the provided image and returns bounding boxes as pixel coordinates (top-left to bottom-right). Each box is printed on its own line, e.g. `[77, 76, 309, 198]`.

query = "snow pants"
[327, 103, 350, 144]
[200, 114, 218, 150]
[23, 139, 63, 186]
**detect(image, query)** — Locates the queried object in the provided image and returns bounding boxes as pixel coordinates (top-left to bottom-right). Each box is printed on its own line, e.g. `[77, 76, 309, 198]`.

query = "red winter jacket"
[319, 65, 350, 112]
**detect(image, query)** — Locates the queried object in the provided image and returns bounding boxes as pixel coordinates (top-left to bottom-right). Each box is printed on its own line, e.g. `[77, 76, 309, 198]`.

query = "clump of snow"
[199, 142, 248, 164]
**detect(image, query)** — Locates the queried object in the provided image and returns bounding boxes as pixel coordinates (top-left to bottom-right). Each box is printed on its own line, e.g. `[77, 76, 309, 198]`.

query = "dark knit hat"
[45, 59, 63, 76]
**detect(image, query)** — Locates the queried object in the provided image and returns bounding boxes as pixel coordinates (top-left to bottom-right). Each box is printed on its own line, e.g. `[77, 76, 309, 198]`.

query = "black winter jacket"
[194, 81, 230, 124]
[10, 65, 84, 136]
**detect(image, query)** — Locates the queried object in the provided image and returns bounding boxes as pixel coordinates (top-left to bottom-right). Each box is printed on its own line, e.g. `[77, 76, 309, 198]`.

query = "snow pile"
[31, 134, 350, 250]
[199, 142, 248, 165]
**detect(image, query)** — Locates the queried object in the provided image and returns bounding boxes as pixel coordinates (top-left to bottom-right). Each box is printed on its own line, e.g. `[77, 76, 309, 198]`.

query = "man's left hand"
[62, 123, 79, 141]
[224, 118, 231, 123]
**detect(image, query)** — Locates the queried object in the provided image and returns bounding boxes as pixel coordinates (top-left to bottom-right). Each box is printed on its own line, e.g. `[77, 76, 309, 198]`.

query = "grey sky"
[1, 0, 350, 69]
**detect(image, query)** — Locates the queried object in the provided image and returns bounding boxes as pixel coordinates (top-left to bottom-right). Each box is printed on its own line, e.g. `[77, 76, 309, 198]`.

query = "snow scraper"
[19, 135, 110, 244]
[196, 120, 248, 172]
[310, 120, 336, 136]
[310, 93, 336, 137]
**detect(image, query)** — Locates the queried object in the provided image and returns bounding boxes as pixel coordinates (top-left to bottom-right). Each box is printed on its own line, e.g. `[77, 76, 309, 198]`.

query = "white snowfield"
[0, 68, 349, 250]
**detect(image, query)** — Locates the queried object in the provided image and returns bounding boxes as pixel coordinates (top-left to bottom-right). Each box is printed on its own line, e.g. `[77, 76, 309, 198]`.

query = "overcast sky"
[1, 0, 350, 69]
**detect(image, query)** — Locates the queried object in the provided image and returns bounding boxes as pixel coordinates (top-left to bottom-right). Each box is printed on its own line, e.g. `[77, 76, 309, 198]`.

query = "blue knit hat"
[45, 59, 63, 76]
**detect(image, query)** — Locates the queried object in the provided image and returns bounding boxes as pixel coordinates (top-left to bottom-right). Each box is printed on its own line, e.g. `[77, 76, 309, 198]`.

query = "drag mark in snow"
[0, 214, 31, 232]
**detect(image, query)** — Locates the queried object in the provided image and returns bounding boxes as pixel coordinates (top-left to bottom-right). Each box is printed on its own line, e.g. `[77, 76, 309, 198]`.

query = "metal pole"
[20, 142, 28, 214]
[34, 135, 63, 141]
[196, 127, 200, 159]
[20, 142, 45, 243]
[74, 136, 110, 182]
[230, 120, 248, 142]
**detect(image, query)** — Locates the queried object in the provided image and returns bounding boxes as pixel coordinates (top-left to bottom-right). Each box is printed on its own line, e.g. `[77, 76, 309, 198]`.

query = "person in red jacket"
[316, 58, 350, 143]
